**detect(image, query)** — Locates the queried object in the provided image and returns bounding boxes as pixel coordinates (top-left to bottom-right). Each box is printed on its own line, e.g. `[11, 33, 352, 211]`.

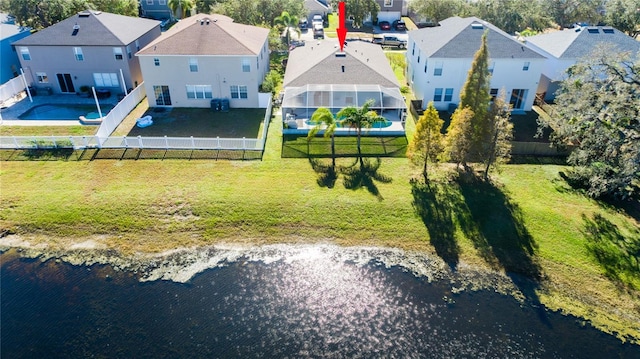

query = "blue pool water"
[305, 119, 393, 128]
[18, 104, 114, 121]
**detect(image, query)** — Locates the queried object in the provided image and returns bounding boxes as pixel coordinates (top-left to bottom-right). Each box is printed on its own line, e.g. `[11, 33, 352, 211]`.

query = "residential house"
[139, 0, 172, 20]
[304, 0, 331, 24]
[525, 26, 640, 101]
[0, 21, 30, 83]
[136, 14, 270, 109]
[406, 16, 546, 112]
[12, 11, 161, 96]
[375, 0, 406, 23]
[281, 39, 406, 134]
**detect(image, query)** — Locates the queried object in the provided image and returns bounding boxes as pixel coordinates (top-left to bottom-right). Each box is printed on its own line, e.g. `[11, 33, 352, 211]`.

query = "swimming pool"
[18, 104, 114, 121]
[305, 119, 393, 128]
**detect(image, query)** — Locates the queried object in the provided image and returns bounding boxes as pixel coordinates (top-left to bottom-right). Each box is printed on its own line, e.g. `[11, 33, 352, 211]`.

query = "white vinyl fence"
[0, 76, 26, 106]
[96, 84, 146, 140]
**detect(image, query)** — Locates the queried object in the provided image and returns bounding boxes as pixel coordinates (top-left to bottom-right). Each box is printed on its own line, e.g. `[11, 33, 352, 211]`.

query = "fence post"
[242, 137, 246, 149]
[216, 136, 220, 149]
[164, 135, 168, 150]
[138, 135, 143, 149]
[32, 136, 37, 149]
[191, 136, 195, 150]
[123, 136, 128, 148]
[82, 136, 88, 148]
[51, 136, 57, 148]
[13, 136, 19, 148]
[69, 136, 74, 149]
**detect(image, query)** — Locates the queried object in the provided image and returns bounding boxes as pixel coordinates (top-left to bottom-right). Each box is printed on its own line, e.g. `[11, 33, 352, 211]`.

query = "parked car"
[312, 15, 323, 27]
[392, 20, 406, 31]
[313, 23, 324, 39]
[371, 35, 383, 45]
[299, 19, 308, 30]
[416, 21, 439, 28]
[374, 35, 406, 49]
[379, 21, 391, 30]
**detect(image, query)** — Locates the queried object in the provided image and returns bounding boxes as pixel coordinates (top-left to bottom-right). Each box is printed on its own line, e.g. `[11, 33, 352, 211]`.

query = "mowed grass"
[1, 114, 639, 343]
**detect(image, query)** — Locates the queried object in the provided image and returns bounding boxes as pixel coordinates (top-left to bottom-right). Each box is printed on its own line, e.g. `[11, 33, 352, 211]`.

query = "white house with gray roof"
[137, 13, 270, 109]
[407, 16, 546, 112]
[12, 11, 160, 96]
[281, 39, 406, 134]
[525, 26, 640, 101]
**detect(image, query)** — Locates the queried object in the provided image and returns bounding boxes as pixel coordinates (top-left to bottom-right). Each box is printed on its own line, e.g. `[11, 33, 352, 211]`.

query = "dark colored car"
[393, 20, 406, 31]
[379, 21, 391, 30]
[416, 21, 439, 28]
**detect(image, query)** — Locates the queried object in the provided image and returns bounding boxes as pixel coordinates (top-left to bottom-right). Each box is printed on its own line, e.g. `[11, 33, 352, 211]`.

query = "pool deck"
[0, 92, 118, 126]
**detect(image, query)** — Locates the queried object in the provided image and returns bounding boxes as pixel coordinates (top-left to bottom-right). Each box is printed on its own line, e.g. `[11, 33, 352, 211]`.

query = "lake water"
[1, 245, 638, 358]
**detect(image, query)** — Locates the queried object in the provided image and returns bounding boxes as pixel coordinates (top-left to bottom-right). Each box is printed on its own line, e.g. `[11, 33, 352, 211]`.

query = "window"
[93, 73, 119, 87]
[488, 61, 495, 74]
[154, 85, 171, 106]
[127, 46, 132, 59]
[424, 63, 427, 73]
[36, 72, 48, 83]
[444, 88, 453, 102]
[135, 40, 140, 51]
[230, 85, 248, 99]
[113, 47, 123, 60]
[384, 0, 393, 7]
[146, 0, 153, 5]
[242, 59, 250, 72]
[417, 55, 420, 63]
[523, 61, 530, 71]
[434, 61, 443, 76]
[189, 58, 198, 72]
[490, 88, 498, 101]
[510, 89, 527, 110]
[159, 0, 166, 4]
[74, 47, 84, 61]
[412, 42, 415, 55]
[154, 58, 160, 66]
[20, 47, 31, 60]
[433, 88, 443, 102]
[186, 85, 212, 99]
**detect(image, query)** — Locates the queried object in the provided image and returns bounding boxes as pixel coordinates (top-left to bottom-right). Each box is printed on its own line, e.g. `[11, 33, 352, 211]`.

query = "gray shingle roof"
[283, 40, 399, 87]
[137, 14, 269, 56]
[12, 11, 159, 46]
[526, 26, 640, 59]
[409, 16, 545, 59]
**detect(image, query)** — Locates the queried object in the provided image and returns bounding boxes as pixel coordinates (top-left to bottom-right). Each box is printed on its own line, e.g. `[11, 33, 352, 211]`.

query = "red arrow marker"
[337, 1, 347, 51]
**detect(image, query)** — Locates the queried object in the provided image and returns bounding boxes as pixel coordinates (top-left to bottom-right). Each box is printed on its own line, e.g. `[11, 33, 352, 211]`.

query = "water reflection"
[1, 246, 639, 358]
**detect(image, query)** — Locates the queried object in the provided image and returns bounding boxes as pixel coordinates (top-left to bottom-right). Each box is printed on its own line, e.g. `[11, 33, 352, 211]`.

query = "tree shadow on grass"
[341, 157, 392, 201]
[583, 213, 640, 291]
[308, 158, 338, 188]
[410, 179, 461, 269]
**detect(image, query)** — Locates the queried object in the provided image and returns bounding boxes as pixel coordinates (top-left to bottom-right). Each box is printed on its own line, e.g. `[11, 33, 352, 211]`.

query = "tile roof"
[409, 16, 545, 59]
[12, 11, 159, 46]
[283, 39, 399, 87]
[526, 26, 640, 59]
[137, 14, 269, 56]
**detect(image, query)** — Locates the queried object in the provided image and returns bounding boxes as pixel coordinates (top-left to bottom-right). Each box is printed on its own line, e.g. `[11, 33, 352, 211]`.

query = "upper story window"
[444, 88, 453, 102]
[384, 0, 393, 7]
[154, 58, 160, 66]
[159, 0, 166, 4]
[19, 47, 30, 60]
[189, 58, 198, 72]
[113, 47, 123, 60]
[36, 72, 48, 83]
[523, 61, 530, 71]
[74, 47, 84, 61]
[490, 88, 498, 101]
[146, 0, 153, 5]
[242, 59, 250, 72]
[434, 61, 443, 76]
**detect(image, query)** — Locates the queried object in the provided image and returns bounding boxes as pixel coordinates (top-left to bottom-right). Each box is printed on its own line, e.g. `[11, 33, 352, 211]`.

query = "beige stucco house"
[12, 10, 161, 96]
[136, 13, 270, 109]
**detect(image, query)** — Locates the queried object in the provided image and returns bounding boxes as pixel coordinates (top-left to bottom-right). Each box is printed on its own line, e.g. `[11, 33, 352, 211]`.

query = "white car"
[312, 15, 323, 27]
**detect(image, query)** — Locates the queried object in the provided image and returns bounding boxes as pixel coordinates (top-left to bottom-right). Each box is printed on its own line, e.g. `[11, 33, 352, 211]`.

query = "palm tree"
[337, 99, 385, 156]
[169, 0, 194, 19]
[274, 11, 301, 47]
[308, 107, 338, 161]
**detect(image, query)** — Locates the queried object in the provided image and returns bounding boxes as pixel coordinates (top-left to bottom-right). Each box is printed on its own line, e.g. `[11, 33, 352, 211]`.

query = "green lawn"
[1, 112, 639, 342]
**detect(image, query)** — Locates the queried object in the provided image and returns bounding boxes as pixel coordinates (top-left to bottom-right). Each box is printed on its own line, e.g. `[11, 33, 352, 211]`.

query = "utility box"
[220, 98, 229, 112]
[210, 99, 221, 111]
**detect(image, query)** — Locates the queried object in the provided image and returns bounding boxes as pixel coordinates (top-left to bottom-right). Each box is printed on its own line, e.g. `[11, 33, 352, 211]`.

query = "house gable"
[137, 14, 269, 56]
[526, 26, 640, 59]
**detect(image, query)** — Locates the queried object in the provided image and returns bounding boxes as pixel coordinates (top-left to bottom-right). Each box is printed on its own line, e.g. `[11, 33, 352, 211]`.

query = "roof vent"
[471, 23, 483, 29]
[206, 19, 210, 25]
[341, 65, 345, 72]
[200, 20, 204, 25]
[587, 28, 599, 34]
[603, 28, 614, 34]
[335, 52, 346, 57]
[94, 11, 101, 15]
[72, 23, 80, 35]
[78, 11, 90, 17]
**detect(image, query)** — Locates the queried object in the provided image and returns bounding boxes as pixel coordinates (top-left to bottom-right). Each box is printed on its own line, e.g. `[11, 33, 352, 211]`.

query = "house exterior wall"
[1, 30, 30, 83]
[406, 38, 544, 112]
[15, 26, 160, 95]
[139, 0, 172, 20]
[375, 0, 403, 22]
[138, 41, 269, 108]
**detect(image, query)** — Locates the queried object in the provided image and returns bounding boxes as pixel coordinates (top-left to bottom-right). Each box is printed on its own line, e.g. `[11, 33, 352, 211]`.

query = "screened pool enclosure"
[281, 84, 407, 134]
